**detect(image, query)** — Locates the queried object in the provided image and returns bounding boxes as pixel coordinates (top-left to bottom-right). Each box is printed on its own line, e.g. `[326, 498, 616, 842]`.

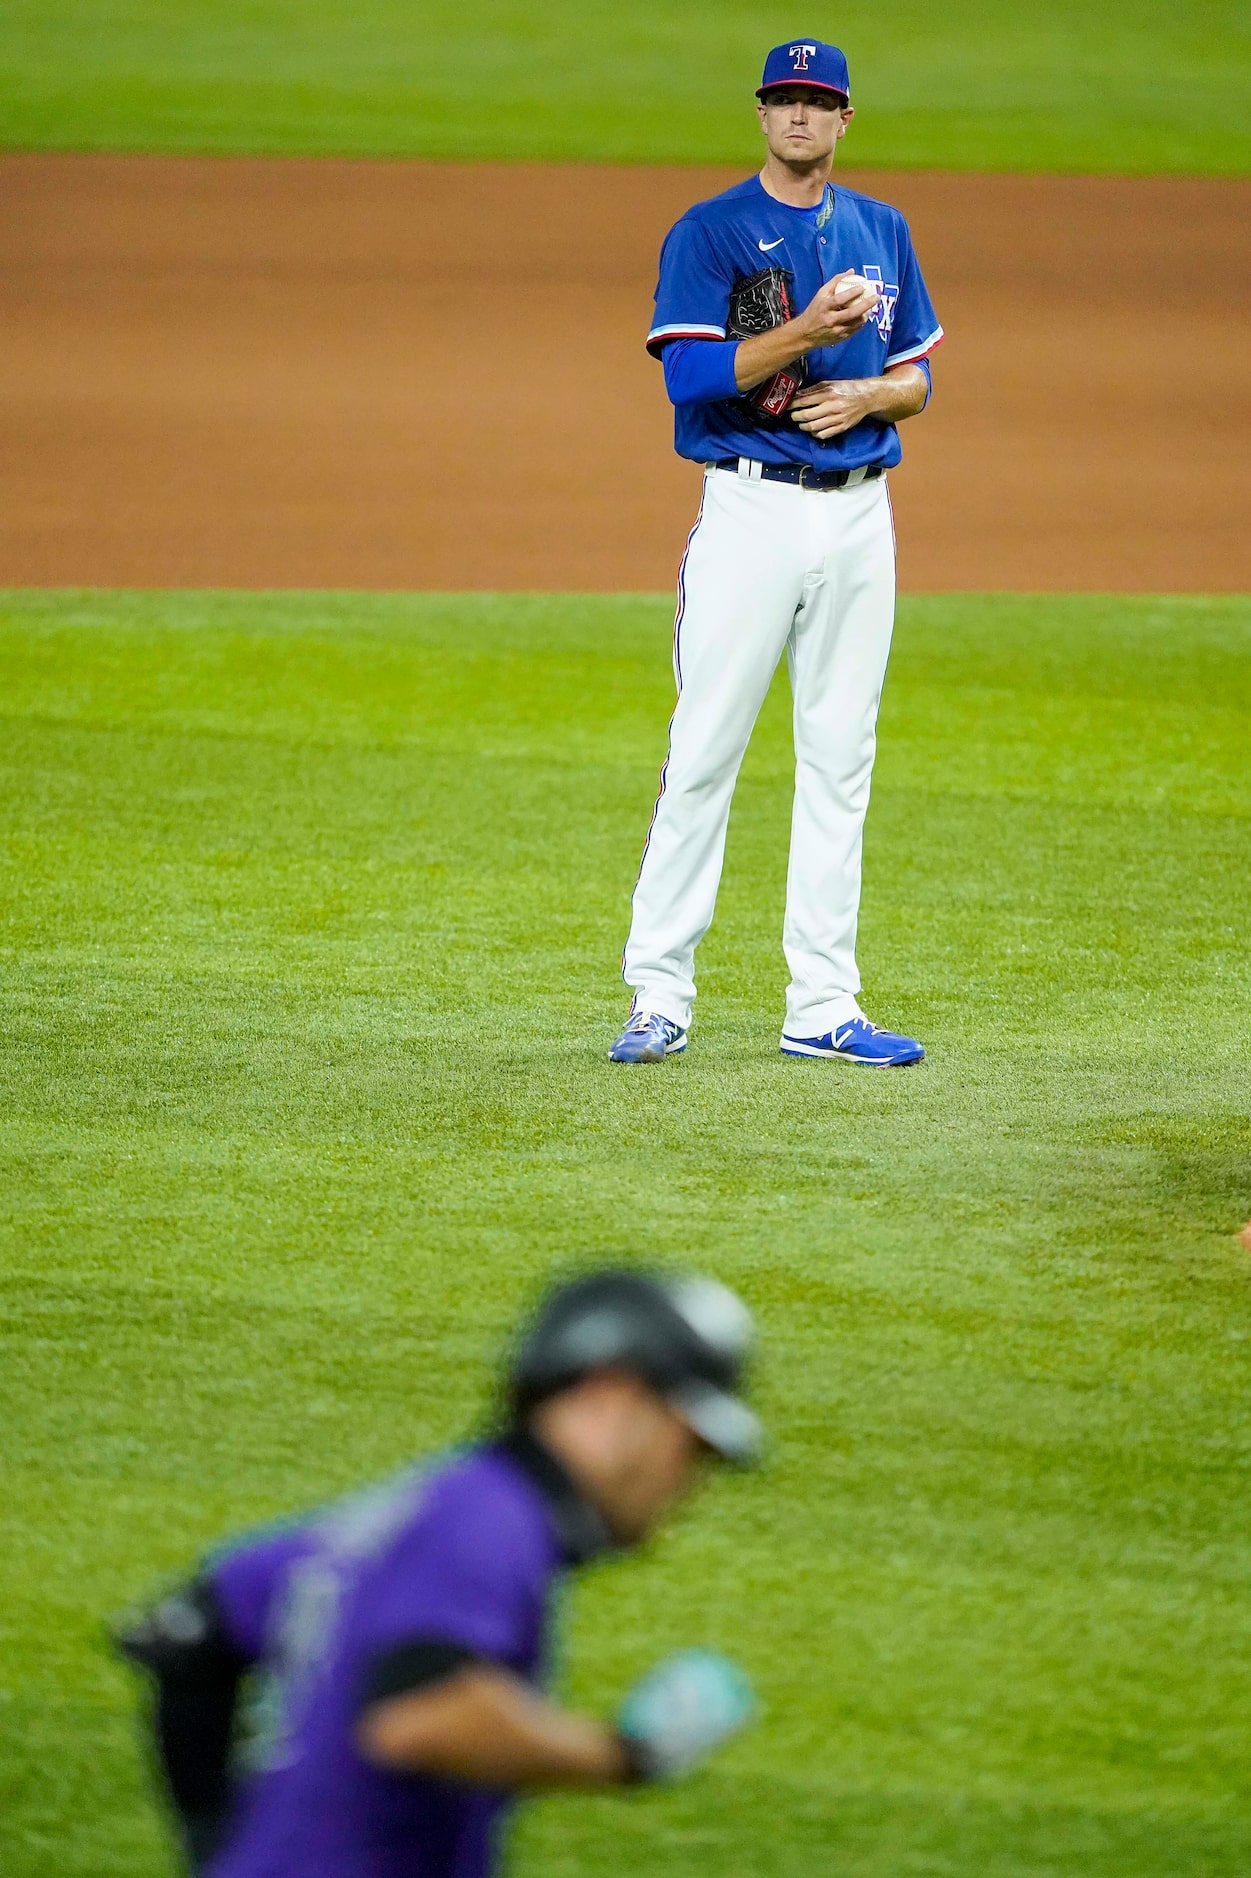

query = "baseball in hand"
[833, 273, 878, 308]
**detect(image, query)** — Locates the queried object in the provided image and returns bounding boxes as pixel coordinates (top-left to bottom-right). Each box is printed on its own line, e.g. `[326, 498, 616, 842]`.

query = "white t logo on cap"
[789, 44, 816, 69]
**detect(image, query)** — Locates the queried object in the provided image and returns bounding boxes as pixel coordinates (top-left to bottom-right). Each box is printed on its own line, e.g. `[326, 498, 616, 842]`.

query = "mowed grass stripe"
[1, 0, 1247, 174]
[1, 589, 1249, 1877]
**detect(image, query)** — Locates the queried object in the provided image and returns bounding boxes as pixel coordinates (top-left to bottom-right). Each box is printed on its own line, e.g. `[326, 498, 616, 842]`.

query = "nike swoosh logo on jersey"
[758, 236, 785, 251]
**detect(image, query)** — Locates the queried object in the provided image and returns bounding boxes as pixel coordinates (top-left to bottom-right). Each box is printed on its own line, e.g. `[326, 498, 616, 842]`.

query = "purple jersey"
[203, 1440, 608, 1878]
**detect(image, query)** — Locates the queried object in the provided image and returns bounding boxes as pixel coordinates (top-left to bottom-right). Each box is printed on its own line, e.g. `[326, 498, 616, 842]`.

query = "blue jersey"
[647, 176, 942, 472]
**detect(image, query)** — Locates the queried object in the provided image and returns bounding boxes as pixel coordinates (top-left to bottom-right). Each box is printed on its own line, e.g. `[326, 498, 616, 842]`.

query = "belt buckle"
[797, 465, 813, 489]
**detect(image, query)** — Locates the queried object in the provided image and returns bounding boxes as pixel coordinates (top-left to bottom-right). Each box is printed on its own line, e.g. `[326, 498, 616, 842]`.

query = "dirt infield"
[1, 155, 1246, 592]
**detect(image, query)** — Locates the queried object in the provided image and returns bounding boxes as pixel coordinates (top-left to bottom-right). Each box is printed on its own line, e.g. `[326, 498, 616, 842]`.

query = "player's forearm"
[734, 275, 881, 393]
[357, 1666, 630, 1790]
[734, 322, 809, 392]
[736, 336, 925, 402]
[871, 362, 929, 420]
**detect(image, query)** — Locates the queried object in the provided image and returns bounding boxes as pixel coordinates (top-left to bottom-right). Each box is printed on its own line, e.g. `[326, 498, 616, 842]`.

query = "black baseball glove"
[116, 1578, 249, 1872]
[726, 266, 805, 424]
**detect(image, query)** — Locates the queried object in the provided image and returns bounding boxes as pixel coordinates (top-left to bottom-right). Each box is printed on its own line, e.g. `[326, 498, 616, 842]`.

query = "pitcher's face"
[757, 87, 851, 166]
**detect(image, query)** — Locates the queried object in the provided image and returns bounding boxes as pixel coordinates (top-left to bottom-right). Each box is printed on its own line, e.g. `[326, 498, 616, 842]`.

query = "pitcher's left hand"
[788, 378, 878, 440]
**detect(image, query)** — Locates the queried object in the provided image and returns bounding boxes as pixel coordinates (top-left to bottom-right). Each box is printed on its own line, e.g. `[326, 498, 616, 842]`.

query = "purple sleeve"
[354, 1470, 550, 1671]
[661, 337, 740, 407]
[209, 1527, 316, 1660]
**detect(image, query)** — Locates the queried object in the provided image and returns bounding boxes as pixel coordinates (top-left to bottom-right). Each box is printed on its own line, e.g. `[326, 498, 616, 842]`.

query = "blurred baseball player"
[119, 1270, 760, 1877]
[610, 40, 942, 1068]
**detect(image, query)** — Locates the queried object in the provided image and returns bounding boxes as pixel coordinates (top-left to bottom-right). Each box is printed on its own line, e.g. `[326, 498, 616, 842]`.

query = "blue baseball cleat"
[609, 1011, 689, 1063]
[780, 1016, 925, 1067]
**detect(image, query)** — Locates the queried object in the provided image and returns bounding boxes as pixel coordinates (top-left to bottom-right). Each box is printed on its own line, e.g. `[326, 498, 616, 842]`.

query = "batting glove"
[616, 1649, 756, 1782]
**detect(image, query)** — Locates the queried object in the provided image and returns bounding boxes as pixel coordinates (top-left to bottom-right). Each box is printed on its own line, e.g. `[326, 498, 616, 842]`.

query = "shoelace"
[835, 1018, 881, 1045]
[627, 1011, 669, 1034]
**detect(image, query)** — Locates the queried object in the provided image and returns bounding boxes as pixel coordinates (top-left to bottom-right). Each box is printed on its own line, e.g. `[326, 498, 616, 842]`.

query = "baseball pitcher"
[610, 40, 942, 1068]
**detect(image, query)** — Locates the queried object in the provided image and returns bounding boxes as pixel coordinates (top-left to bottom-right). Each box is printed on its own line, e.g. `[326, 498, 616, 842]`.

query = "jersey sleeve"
[353, 1472, 547, 1693]
[884, 219, 943, 369]
[208, 1526, 316, 1661]
[662, 336, 740, 406]
[647, 215, 736, 357]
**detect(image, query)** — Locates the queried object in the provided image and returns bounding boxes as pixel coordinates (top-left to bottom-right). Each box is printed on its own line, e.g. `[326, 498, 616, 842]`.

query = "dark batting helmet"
[509, 1268, 761, 1464]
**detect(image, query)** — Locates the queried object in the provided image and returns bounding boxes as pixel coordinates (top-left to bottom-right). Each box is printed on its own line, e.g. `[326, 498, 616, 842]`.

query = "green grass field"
[2, 588, 1249, 1875]
[2, 0, 1248, 173]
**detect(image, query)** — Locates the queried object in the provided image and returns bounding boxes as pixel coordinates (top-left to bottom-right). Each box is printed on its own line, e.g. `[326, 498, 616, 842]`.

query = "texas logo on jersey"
[863, 265, 898, 342]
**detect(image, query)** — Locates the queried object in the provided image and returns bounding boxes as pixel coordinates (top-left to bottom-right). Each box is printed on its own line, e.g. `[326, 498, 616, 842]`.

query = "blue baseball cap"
[756, 40, 850, 102]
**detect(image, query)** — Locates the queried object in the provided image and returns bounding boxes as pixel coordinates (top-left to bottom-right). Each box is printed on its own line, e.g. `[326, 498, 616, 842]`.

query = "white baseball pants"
[622, 460, 897, 1038]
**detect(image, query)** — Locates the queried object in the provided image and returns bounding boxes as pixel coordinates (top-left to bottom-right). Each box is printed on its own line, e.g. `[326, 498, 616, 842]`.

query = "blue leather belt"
[711, 459, 884, 490]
